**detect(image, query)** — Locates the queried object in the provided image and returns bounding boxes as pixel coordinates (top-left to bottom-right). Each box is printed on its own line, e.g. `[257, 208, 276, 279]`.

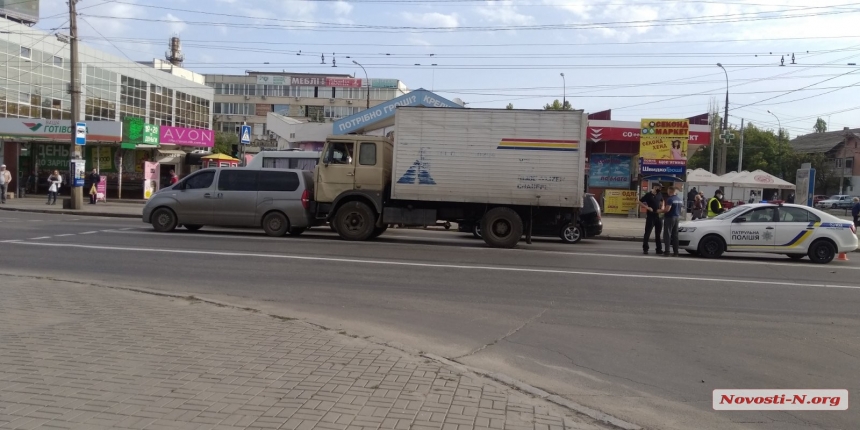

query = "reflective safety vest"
[707, 197, 722, 218]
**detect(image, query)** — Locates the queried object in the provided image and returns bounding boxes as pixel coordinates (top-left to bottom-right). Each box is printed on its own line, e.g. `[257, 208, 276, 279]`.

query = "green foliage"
[213, 131, 238, 155]
[543, 99, 572, 111]
[813, 117, 827, 133]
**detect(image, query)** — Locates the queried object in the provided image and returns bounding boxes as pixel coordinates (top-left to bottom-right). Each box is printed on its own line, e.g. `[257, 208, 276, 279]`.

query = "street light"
[560, 73, 566, 109]
[717, 63, 729, 130]
[768, 110, 785, 183]
[352, 60, 370, 109]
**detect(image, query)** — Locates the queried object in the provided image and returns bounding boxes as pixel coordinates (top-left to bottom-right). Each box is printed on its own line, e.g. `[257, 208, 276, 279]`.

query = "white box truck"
[312, 107, 588, 248]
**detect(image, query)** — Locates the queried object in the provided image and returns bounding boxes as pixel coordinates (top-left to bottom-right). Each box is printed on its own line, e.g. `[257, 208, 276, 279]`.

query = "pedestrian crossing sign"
[240, 125, 252, 145]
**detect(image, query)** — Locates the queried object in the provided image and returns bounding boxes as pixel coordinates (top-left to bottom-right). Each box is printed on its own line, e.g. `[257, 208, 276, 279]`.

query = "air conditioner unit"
[347, 100, 353, 104]
[295, 97, 301, 101]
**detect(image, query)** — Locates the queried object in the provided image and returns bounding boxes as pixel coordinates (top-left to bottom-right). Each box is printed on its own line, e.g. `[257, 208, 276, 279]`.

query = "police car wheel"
[786, 254, 805, 261]
[808, 240, 837, 264]
[697, 235, 725, 259]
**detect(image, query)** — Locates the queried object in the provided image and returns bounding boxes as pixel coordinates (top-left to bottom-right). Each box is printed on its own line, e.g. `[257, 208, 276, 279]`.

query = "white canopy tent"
[719, 169, 795, 203]
[685, 168, 732, 201]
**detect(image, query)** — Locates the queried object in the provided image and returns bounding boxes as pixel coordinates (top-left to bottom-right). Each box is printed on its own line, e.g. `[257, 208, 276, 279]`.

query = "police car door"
[775, 206, 819, 252]
[729, 206, 776, 251]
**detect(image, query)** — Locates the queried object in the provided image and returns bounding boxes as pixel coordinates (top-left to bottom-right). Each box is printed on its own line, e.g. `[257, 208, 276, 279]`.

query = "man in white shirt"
[0, 164, 11, 204]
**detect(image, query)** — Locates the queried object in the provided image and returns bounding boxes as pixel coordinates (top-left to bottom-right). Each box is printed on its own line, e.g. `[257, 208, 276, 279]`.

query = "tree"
[213, 131, 238, 156]
[543, 99, 572, 111]
[505, 103, 514, 110]
[813, 117, 827, 133]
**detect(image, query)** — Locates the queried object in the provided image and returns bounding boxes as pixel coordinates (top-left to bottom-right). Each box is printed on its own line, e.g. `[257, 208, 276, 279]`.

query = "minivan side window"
[258, 171, 300, 192]
[218, 170, 257, 191]
[183, 171, 215, 190]
[359, 143, 377, 166]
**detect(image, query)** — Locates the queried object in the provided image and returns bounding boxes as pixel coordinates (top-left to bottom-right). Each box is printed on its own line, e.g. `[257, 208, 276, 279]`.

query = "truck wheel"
[370, 225, 388, 239]
[263, 212, 289, 237]
[481, 207, 523, 248]
[335, 201, 376, 241]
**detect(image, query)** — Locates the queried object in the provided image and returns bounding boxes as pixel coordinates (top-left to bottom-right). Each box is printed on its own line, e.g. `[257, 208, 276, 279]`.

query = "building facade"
[204, 72, 408, 148]
[790, 127, 860, 194]
[0, 19, 214, 198]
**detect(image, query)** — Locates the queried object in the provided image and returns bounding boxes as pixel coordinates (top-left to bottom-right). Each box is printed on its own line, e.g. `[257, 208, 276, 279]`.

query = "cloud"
[163, 13, 187, 34]
[402, 11, 460, 28]
[477, 1, 534, 25]
[331, 1, 353, 16]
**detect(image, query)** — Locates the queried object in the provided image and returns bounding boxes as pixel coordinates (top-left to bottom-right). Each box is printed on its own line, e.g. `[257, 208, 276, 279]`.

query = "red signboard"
[326, 77, 362, 88]
[588, 124, 710, 145]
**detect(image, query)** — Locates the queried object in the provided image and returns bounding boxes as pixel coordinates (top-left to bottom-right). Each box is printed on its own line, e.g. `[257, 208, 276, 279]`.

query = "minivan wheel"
[480, 207, 523, 248]
[808, 240, 836, 264]
[560, 223, 582, 244]
[184, 224, 202, 231]
[262, 212, 289, 237]
[335, 201, 376, 241]
[151, 208, 177, 232]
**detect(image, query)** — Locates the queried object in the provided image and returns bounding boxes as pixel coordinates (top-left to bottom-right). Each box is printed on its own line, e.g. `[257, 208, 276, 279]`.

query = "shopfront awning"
[157, 150, 186, 156]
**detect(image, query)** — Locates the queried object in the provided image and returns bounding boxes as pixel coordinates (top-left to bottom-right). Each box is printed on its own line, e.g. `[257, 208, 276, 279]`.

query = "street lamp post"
[717, 63, 729, 130]
[352, 60, 370, 109]
[768, 110, 785, 182]
[560, 73, 566, 109]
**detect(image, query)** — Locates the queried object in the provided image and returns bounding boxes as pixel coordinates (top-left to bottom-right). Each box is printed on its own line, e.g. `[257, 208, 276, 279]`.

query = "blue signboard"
[240, 125, 252, 145]
[639, 158, 686, 178]
[333, 89, 462, 135]
[589, 154, 631, 188]
[75, 122, 86, 146]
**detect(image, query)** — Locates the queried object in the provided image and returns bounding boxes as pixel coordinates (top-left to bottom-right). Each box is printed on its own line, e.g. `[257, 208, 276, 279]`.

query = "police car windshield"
[713, 206, 744, 220]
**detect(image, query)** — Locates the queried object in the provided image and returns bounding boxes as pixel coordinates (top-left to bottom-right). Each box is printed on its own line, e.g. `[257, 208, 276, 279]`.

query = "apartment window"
[52, 56, 63, 68]
[20, 46, 30, 59]
[149, 84, 173, 125]
[845, 158, 854, 169]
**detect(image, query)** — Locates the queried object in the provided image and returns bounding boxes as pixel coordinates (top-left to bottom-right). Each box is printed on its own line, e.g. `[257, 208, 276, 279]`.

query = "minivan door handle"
[204, 193, 212, 198]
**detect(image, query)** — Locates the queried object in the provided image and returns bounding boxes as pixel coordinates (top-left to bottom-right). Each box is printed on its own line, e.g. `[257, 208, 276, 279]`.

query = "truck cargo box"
[391, 107, 586, 208]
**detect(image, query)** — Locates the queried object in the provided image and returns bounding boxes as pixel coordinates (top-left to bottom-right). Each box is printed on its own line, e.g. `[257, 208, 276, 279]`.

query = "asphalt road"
[2, 210, 859, 430]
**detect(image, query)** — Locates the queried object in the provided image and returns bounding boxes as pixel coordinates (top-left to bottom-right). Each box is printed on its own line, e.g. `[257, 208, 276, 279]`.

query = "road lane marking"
[30, 237, 50, 240]
[1, 239, 21, 243]
[55, 234, 75, 237]
[10, 241, 860, 291]
[93, 229, 860, 271]
[79, 231, 98, 235]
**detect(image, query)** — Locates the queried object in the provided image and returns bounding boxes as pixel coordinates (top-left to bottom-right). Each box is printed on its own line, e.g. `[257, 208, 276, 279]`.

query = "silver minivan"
[142, 167, 315, 237]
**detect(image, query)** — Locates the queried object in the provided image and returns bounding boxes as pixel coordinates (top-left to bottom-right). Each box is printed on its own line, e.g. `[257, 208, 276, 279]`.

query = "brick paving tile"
[0, 276, 613, 430]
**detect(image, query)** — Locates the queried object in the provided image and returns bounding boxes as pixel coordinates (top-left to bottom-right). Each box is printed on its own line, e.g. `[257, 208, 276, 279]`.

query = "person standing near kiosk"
[639, 183, 665, 255]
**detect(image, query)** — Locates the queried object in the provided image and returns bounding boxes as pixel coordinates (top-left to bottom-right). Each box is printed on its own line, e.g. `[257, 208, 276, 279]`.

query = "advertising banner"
[143, 161, 159, 200]
[333, 89, 463, 135]
[291, 76, 327, 86]
[640, 119, 689, 161]
[159, 126, 214, 147]
[370, 79, 399, 89]
[256, 75, 287, 85]
[589, 154, 631, 188]
[639, 158, 687, 177]
[122, 117, 159, 147]
[89, 146, 114, 171]
[0, 119, 122, 142]
[326, 77, 362, 88]
[604, 189, 639, 215]
[70, 159, 86, 187]
[96, 176, 107, 202]
[795, 167, 816, 207]
[37, 144, 71, 170]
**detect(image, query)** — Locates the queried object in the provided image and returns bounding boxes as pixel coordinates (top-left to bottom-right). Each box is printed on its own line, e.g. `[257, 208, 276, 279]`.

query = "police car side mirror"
[734, 217, 747, 223]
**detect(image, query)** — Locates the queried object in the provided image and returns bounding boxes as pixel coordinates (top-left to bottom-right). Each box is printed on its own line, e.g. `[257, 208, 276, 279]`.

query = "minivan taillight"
[301, 189, 310, 210]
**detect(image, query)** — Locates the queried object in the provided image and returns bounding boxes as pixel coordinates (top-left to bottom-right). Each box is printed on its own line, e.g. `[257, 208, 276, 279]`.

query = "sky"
[32, 0, 860, 137]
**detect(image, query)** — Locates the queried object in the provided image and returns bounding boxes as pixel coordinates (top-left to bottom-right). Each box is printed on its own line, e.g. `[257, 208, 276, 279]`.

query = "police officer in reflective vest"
[708, 190, 726, 218]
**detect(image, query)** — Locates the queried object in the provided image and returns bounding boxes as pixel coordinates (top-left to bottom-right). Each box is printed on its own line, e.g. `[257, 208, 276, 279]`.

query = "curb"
[0, 206, 139, 218]
[0, 272, 641, 430]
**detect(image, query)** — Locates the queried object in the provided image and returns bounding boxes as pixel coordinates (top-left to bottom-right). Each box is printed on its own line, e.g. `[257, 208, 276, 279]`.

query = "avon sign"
[159, 126, 214, 147]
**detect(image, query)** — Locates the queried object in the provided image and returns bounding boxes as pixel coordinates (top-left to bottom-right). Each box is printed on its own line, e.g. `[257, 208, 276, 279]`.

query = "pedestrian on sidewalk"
[169, 170, 179, 186]
[692, 193, 704, 220]
[852, 197, 860, 226]
[0, 164, 10, 204]
[88, 169, 100, 205]
[639, 183, 664, 255]
[47, 170, 62, 205]
[662, 186, 683, 256]
[686, 187, 698, 213]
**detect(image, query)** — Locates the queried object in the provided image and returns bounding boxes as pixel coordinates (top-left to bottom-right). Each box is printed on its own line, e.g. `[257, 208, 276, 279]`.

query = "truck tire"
[481, 207, 523, 248]
[335, 201, 376, 241]
[369, 225, 389, 239]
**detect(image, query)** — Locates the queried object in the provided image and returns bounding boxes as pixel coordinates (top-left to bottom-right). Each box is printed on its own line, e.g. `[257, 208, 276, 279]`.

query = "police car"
[678, 203, 858, 264]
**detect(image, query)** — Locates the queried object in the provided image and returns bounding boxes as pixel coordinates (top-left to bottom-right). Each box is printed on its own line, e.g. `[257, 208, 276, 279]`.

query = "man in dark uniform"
[639, 184, 665, 255]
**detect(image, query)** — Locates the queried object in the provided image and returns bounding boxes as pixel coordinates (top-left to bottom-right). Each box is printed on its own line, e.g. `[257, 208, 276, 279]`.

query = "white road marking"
[55, 234, 76, 237]
[30, 237, 50, 240]
[96, 229, 860, 272]
[79, 231, 98, 235]
[10, 241, 860, 291]
[0, 239, 21, 243]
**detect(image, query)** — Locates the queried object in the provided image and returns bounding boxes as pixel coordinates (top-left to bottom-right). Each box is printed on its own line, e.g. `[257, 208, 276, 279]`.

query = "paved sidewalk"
[0, 275, 615, 430]
[0, 197, 141, 218]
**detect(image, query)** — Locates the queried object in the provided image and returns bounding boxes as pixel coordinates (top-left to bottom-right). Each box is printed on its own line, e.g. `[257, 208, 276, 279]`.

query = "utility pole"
[69, 0, 83, 209]
[737, 118, 744, 172]
[709, 106, 716, 173]
[352, 60, 370, 109]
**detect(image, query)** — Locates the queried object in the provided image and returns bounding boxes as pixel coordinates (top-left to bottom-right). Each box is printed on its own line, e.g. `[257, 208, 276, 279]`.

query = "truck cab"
[313, 135, 393, 238]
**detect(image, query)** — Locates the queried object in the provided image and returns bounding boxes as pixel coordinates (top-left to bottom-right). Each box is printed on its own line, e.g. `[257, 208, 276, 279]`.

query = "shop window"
[20, 46, 31, 60]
